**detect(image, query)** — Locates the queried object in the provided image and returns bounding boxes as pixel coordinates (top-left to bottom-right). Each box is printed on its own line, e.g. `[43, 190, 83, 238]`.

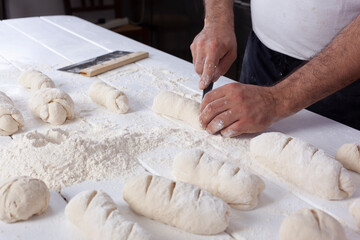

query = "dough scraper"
[58, 50, 148, 77]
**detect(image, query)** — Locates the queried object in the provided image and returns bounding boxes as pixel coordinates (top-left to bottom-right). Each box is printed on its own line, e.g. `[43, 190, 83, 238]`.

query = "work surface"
[0, 16, 359, 240]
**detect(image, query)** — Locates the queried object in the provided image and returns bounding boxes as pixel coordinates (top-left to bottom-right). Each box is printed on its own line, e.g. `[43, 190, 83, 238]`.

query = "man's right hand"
[190, 21, 237, 90]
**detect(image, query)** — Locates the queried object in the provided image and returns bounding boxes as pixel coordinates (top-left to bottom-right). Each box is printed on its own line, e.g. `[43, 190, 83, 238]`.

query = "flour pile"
[0, 128, 164, 191]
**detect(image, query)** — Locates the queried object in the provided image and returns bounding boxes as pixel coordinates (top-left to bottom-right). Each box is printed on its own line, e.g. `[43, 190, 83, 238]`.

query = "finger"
[199, 57, 219, 90]
[200, 97, 229, 128]
[206, 110, 237, 134]
[216, 50, 237, 77]
[220, 121, 243, 138]
[200, 88, 226, 112]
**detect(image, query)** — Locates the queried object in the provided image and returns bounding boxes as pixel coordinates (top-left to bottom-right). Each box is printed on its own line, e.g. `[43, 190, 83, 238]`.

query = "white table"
[0, 16, 359, 240]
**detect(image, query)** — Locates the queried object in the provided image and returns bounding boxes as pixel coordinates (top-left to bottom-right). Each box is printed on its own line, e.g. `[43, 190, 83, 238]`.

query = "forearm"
[272, 14, 360, 119]
[203, 0, 234, 27]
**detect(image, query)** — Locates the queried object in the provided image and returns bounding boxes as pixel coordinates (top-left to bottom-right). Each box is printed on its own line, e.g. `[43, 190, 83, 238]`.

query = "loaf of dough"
[250, 132, 354, 200]
[336, 143, 360, 173]
[152, 91, 201, 130]
[88, 81, 129, 114]
[65, 190, 151, 240]
[0, 91, 24, 135]
[172, 149, 265, 210]
[0, 176, 50, 223]
[18, 70, 55, 92]
[123, 174, 230, 235]
[279, 208, 346, 240]
[29, 88, 74, 125]
[349, 198, 360, 228]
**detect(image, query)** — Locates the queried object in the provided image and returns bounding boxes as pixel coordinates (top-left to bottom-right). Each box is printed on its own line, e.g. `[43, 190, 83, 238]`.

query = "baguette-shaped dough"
[29, 88, 74, 125]
[123, 174, 230, 235]
[0, 176, 50, 223]
[152, 91, 201, 130]
[349, 198, 360, 228]
[18, 70, 55, 92]
[65, 190, 151, 240]
[250, 132, 354, 200]
[336, 143, 360, 173]
[89, 81, 129, 114]
[0, 91, 24, 135]
[279, 208, 346, 240]
[172, 149, 265, 210]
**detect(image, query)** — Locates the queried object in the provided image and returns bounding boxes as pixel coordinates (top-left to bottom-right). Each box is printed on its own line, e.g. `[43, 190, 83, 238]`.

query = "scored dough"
[89, 81, 129, 114]
[152, 91, 201, 130]
[65, 190, 151, 240]
[0, 176, 50, 223]
[0, 91, 24, 136]
[279, 208, 346, 240]
[123, 174, 230, 235]
[18, 70, 55, 92]
[172, 149, 265, 210]
[29, 88, 74, 125]
[335, 143, 360, 173]
[250, 132, 354, 200]
[349, 198, 360, 228]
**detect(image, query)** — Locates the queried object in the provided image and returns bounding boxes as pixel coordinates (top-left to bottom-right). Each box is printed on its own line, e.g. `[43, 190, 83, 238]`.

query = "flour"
[0, 126, 180, 191]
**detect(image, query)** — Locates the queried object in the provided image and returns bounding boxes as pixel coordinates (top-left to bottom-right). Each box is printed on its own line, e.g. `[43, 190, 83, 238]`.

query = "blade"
[58, 50, 132, 73]
[202, 82, 214, 99]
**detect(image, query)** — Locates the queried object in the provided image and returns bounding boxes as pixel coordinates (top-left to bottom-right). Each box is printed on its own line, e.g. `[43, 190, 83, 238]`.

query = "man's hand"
[190, 22, 237, 90]
[200, 82, 279, 137]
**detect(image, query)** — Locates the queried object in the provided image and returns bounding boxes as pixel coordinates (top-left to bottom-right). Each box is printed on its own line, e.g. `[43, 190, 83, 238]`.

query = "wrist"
[268, 84, 292, 121]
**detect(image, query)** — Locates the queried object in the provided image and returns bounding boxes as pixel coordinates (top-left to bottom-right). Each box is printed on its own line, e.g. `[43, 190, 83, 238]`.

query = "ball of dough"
[29, 88, 74, 125]
[336, 143, 360, 173]
[89, 81, 129, 114]
[123, 174, 230, 235]
[279, 208, 346, 240]
[152, 91, 201, 130]
[172, 149, 265, 210]
[65, 190, 151, 240]
[18, 70, 55, 92]
[349, 198, 360, 228]
[0, 91, 24, 136]
[0, 176, 50, 223]
[250, 132, 354, 200]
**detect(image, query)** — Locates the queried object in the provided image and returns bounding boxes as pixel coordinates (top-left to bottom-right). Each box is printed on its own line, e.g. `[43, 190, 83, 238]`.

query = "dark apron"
[240, 31, 360, 130]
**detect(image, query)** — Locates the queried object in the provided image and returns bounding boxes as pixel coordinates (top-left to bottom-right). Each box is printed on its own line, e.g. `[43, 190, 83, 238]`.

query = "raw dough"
[172, 149, 265, 210]
[29, 88, 74, 125]
[18, 70, 55, 92]
[349, 198, 360, 228]
[89, 81, 129, 114]
[152, 91, 201, 130]
[279, 208, 346, 240]
[335, 143, 360, 173]
[0, 176, 50, 223]
[0, 91, 24, 135]
[250, 132, 354, 200]
[65, 190, 151, 240]
[123, 174, 230, 235]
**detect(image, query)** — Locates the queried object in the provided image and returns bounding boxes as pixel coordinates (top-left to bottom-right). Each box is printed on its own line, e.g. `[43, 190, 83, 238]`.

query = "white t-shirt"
[251, 0, 360, 60]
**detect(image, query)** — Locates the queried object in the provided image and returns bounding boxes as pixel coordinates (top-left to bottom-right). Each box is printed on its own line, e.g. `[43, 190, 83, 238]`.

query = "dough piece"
[18, 70, 55, 92]
[279, 208, 346, 240]
[335, 143, 360, 173]
[65, 190, 151, 240]
[349, 198, 360, 228]
[250, 132, 354, 200]
[172, 149, 265, 210]
[29, 88, 74, 125]
[152, 91, 201, 130]
[88, 81, 129, 114]
[123, 174, 230, 235]
[0, 91, 24, 135]
[0, 176, 50, 223]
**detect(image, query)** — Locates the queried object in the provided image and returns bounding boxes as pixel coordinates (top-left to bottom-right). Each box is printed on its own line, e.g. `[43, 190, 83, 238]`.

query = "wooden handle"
[80, 51, 149, 77]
